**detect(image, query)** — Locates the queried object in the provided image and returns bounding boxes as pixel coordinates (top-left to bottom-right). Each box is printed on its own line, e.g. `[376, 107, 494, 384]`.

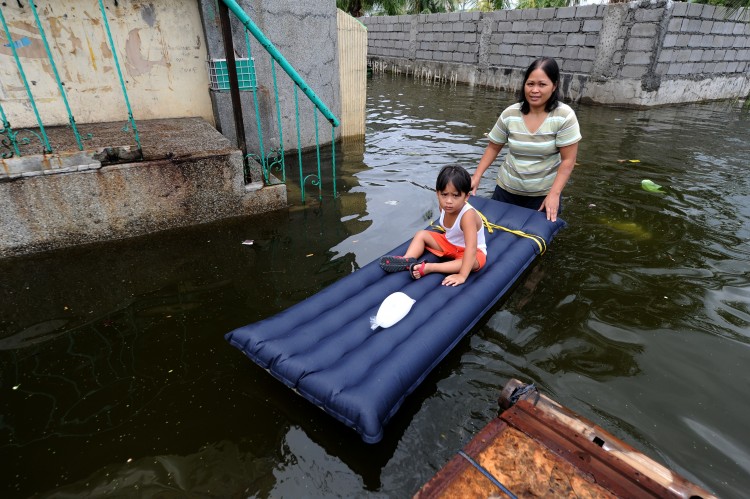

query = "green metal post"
[0, 103, 21, 157]
[0, 6, 52, 154]
[271, 59, 285, 182]
[294, 86, 304, 201]
[29, 1, 83, 150]
[331, 127, 337, 198]
[243, 30, 268, 182]
[314, 111, 322, 200]
[98, 0, 141, 152]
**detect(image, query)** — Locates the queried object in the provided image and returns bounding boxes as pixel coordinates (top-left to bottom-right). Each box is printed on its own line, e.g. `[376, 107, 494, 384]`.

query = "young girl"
[380, 165, 487, 287]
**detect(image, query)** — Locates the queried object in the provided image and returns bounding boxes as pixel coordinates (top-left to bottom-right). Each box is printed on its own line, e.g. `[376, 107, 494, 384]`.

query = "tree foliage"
[693, 0, 750, 19]
[337, 0, 461, 16]
[514, 0, 574, 8]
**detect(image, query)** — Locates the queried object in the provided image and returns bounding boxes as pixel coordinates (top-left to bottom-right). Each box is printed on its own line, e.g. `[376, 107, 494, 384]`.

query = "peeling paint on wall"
[125, 28, 166, 77]
[0, 0, 212, 127]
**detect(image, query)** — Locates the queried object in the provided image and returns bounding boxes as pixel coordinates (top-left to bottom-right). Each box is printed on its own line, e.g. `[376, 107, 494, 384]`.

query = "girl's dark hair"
[518, 57, 560, 114]
[436, 164, 471, 194]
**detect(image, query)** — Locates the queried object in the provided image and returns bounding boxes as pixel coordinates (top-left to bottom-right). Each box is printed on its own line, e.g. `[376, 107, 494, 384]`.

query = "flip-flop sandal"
[409, 261, 426, 280]
[379, 255, 417, 272]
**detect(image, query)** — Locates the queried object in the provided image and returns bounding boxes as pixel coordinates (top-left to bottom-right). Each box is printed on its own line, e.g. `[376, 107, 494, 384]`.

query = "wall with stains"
[0, 1, 213, 128]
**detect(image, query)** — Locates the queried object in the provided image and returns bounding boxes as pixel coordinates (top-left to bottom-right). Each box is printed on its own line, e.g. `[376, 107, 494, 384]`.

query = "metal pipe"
[218, 1, 249, 180]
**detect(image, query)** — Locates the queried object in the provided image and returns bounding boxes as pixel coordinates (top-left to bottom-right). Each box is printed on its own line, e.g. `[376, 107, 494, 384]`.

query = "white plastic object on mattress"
[370, 292, 416, 330]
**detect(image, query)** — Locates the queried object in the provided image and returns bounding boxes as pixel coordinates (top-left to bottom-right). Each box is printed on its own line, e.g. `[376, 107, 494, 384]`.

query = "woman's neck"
[526, 105, 547, 116]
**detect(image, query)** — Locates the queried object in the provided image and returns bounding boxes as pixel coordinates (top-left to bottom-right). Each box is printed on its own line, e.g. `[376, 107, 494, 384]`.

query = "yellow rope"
[430, 202, 548, 255]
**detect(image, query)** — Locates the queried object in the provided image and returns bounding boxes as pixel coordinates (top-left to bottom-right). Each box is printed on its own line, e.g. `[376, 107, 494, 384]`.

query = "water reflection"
[1, 74, 750, 498]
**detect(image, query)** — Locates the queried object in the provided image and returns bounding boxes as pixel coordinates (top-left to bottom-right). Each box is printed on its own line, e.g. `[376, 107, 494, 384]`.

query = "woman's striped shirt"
[487, 102, 581, 196]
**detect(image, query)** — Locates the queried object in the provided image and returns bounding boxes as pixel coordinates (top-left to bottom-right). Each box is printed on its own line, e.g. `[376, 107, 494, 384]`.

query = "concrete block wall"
[658, 2, 749, 79]
[362, 1, 750, 107]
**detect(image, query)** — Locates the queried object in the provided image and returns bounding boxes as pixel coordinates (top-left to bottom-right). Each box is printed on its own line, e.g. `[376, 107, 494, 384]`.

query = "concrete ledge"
[368, 56, 750, 107]
[0, 146, 145, 181]
[581, 72, 750, 106]
[0, 118, 287, 258]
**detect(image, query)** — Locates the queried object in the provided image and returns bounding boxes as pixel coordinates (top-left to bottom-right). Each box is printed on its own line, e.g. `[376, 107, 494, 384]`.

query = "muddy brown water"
[2, 73, 749, 497]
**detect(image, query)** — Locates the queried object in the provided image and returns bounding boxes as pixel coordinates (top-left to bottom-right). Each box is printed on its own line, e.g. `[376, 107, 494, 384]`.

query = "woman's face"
[524, 68, 556, 110]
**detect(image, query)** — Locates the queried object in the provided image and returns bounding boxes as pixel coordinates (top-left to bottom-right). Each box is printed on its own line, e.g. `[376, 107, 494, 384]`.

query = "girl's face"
[437, 181, 469, 214]
[524, 68, 556, 110]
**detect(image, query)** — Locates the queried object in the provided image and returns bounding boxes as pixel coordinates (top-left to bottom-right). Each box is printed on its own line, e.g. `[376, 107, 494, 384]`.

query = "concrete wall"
[362, 0, 750, 106]
[0, 1, 214, 127]
[0, 118, 286, 258]
[338, 9, 367, 138]
[198, 0, 342, 152]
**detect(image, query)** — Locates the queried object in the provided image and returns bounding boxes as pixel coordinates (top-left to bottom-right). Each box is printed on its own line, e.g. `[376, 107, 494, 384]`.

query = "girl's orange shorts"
[426, 232, 486, 270]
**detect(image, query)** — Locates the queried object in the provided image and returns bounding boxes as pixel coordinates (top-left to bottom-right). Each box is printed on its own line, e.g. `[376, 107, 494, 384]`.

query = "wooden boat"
[415, 379, 716, 499]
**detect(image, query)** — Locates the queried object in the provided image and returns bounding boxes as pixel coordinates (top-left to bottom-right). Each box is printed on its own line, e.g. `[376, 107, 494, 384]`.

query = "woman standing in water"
[471, 57, 581, 222]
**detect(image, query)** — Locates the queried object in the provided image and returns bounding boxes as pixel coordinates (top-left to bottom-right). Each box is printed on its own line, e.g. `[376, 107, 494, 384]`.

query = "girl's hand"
[442, 274, 467, 286]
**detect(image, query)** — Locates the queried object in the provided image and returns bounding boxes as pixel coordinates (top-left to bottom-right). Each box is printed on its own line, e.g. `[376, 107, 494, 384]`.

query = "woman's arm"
[471, 141, 504, 195]
[442, 210, 480, 286]
[540, 142, 578, 222]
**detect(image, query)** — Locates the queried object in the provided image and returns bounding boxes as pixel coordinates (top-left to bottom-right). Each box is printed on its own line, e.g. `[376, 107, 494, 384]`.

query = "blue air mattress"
[225, 196, 565, 443]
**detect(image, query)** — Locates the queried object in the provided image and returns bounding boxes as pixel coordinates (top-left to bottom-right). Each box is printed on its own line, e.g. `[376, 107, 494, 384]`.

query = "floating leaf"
[641, 179, 664, 193]
[628, 159, 641, 163]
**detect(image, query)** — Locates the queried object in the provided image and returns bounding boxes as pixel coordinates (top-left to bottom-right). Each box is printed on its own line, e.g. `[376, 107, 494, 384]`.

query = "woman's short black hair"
[436, 164, 472, 194]
[518, 57, 560, 114]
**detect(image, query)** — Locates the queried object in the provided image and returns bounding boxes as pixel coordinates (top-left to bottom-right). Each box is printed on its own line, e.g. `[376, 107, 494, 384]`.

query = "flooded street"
[2, 73, 749, 497]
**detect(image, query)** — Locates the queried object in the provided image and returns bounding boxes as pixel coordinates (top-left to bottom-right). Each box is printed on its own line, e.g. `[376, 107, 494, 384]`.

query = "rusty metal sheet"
[415, 417, 617, 498]
[416, 379, 716, 499]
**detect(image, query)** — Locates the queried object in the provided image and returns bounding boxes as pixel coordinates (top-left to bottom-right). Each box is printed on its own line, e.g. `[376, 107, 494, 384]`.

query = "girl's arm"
[471, 141, 504, 195]
[442, 210, 480, 286]
[539, 142, 578, 222]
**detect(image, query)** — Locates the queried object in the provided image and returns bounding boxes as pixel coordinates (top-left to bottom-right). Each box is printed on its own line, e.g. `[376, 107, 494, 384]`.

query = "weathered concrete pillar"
[477, 16, 493, 73]
[409, 16, 419, 61]
[197, 0, 341, 155]
[591, 4, 628, 81]
[641, 0, 674, 92]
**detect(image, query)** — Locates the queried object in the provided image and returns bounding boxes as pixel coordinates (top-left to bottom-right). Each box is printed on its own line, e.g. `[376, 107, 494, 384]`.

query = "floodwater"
[2, 73, 750, 498]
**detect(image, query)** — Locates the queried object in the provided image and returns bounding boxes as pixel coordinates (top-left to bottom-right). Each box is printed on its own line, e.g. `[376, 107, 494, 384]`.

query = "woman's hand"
[539, 194, 560, 222]
[470, 174, 482, 196]
[540, 142, 578, 222]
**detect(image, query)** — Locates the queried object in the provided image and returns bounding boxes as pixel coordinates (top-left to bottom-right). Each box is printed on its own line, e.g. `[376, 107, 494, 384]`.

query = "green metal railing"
[218, 0, 340, 202]
[0, 2, 140, 158]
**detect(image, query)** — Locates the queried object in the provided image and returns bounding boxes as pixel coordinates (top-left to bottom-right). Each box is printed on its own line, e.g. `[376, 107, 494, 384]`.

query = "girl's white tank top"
[439, 203, 487, 255]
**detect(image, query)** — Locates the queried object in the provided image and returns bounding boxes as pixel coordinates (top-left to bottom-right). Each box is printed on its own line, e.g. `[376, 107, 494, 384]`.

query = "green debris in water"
[641, 179, 664, 193]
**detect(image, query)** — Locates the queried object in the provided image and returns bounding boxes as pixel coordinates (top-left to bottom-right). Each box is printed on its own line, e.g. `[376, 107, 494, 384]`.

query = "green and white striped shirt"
[487, 102, 581, 196]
